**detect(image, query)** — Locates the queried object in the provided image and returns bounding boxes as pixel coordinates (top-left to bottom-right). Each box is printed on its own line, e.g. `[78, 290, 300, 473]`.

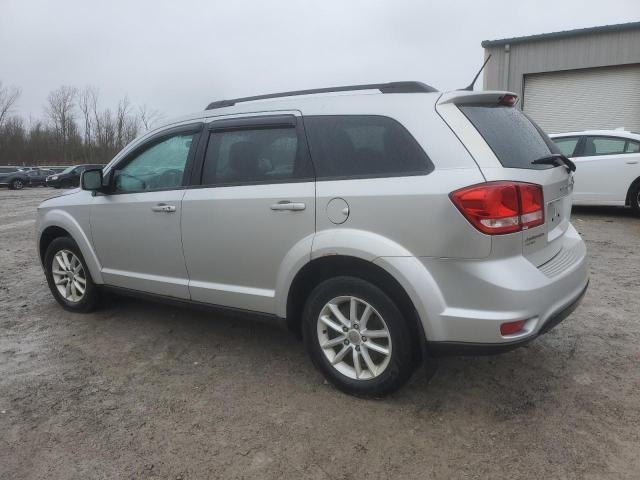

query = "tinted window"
[304, 115, 432, 178]
[459, 105, 556, 169]
[113, 133, 195, 193]
[626, 141, 640, 153]
[552, 137, 580, 157]
[202, 127, 311, 185]
[583, 137, 627, 156]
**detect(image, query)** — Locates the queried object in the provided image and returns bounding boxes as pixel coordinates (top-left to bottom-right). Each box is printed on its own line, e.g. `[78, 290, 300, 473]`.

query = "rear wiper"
[531, 154, 576, 172]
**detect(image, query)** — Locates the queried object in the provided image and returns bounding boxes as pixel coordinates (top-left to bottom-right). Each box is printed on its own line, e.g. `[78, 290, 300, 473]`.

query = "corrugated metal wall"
[483, 28, 640, 98]
[523, 64, 640, 133]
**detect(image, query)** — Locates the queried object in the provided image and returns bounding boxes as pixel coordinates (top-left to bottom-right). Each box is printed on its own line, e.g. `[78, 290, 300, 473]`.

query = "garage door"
[523, 64, 640, 134]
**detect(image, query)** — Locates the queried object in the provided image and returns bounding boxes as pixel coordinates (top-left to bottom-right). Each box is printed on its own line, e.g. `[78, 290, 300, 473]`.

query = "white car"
[550, 130, 640, 212]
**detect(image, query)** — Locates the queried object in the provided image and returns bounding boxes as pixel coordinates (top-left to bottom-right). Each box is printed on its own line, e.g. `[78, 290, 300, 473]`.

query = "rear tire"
[302, 276, 416, 397]
[10, 179, 24, 190]
[44, 237, 101, 313]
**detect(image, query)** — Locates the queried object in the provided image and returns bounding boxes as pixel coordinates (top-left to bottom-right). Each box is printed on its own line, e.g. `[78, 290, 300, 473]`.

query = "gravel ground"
[1, 188, 639, 480]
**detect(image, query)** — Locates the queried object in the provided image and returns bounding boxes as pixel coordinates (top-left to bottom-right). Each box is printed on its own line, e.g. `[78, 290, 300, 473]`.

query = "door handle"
[270, 201, 306, 211]
[151, 203, 176, 213]
[626, 161, 639, 165]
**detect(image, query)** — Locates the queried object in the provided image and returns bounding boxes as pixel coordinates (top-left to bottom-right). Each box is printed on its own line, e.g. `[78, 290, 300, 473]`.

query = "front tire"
[630, 183, 640, 214]
[44, 237, 101, 312]
[302, 276, 416, 397]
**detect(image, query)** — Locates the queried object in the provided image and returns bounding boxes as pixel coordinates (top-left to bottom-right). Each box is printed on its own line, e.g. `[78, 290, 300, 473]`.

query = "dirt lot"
[1, 188, 639, 479]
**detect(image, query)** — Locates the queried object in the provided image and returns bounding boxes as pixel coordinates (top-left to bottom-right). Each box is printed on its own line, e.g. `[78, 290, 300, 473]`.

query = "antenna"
[460, 54, 492, 91]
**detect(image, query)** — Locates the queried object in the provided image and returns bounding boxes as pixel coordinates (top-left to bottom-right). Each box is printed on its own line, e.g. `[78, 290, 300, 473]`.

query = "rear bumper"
[426, 279, 588, 356]
[375, 223, 589, 348]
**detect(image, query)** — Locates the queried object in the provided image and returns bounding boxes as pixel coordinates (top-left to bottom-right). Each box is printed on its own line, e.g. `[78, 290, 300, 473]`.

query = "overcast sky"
[2, 0, 638, 122]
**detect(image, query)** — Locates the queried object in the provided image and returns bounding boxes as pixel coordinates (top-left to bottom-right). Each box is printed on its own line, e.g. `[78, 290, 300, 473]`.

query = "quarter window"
[113, 133, 196, 193]
[201, 126, 311, 186]
[583, 137, 627, 156]
[304, 115, 432, 178]
[625, 141, 640, 153]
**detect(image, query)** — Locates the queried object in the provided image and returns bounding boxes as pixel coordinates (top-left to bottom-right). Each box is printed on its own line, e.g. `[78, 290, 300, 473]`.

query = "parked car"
[550, 130, 640, 211]
[46, 164, 104, 188]
[0, 167, 29, 190]
[25, 168, 56, 187]
[36, 83, 589, 396]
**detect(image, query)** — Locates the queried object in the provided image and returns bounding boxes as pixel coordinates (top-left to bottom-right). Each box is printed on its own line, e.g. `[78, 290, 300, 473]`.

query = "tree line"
[0, 80, 163, 167]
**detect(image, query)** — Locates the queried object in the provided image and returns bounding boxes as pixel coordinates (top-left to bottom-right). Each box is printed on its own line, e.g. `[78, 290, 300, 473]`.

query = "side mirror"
[81, 169, 104, 192]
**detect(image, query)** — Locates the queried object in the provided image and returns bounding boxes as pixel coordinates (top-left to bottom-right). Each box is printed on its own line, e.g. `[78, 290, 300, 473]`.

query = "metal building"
[482, 22, 640, 133]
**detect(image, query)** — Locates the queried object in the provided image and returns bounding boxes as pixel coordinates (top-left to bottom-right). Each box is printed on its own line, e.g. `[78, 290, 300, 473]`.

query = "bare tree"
[0, 81, 22, 127]
[115, 96, 131, 149]
[45, 85, 78, 162]
[78, 86, 98, 161]
[0, 81, 163, 167]
[138, 104, 163, 131]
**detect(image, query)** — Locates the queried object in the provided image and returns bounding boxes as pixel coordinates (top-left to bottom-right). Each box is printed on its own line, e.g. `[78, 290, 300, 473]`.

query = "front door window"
[113, 133, 195, 193]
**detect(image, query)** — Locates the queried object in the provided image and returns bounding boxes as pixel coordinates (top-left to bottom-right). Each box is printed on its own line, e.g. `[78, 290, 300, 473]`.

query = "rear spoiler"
[437, 90, 519, 106]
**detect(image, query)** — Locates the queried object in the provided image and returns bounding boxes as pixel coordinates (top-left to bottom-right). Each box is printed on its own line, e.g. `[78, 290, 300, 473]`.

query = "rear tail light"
[450, 181, 544, 235]
[500, 320, 527, 336]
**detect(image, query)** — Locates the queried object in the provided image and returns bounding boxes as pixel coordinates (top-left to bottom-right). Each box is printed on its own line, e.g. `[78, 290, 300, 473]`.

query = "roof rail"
[205, 81, 437, 110]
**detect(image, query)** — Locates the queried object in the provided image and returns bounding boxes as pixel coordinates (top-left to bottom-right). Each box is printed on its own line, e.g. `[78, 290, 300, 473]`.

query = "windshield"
[459, 104, 559, 170]
[61, 166, 76, 174]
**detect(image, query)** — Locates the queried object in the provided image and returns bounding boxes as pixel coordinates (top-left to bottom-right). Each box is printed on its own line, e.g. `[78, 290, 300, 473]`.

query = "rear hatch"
[436, 91, 574, 266]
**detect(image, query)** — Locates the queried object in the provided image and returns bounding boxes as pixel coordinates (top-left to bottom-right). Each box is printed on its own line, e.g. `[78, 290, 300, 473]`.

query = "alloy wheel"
[317, 296, 392, 380]
[52, 249, 87, 302]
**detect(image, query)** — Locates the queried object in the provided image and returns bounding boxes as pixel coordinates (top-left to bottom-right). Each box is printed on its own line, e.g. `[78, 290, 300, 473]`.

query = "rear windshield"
[459, 104, 558, 170]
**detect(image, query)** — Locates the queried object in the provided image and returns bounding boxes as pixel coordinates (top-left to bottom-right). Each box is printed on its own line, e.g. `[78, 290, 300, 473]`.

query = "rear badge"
[524, 232, 544, 247]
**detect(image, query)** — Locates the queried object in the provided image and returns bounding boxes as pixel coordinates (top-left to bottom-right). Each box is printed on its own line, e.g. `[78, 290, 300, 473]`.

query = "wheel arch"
[39, 225, 72, 262]
[625, 176, 640, 206]
[284, 255, 427, 364]
[38, 210, 103, 284]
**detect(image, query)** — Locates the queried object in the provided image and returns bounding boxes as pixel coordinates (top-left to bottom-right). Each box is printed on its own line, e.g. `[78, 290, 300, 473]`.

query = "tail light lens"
[450, 181, 544, 235]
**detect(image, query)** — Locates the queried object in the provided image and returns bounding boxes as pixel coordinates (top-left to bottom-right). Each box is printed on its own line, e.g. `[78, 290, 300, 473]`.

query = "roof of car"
[149, 86, 444, 134]
[145, 87, 510, 142]
[550, 130, 640, 141]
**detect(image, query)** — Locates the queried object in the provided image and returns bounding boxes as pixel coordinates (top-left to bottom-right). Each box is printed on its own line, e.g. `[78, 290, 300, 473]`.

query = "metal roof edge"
[481, 21, 640, 48]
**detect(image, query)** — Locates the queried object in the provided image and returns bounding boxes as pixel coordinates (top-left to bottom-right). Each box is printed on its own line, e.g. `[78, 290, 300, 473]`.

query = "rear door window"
[458, 104, 557, 170]
[552, 137, 580, 157]
[201, 124, 313, 186]
[303, 115, 433, 179]
[583, 136, 627, 156]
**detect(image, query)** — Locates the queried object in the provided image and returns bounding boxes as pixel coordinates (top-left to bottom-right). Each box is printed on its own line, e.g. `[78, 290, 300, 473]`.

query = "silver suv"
[36, 82, 589, 396]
